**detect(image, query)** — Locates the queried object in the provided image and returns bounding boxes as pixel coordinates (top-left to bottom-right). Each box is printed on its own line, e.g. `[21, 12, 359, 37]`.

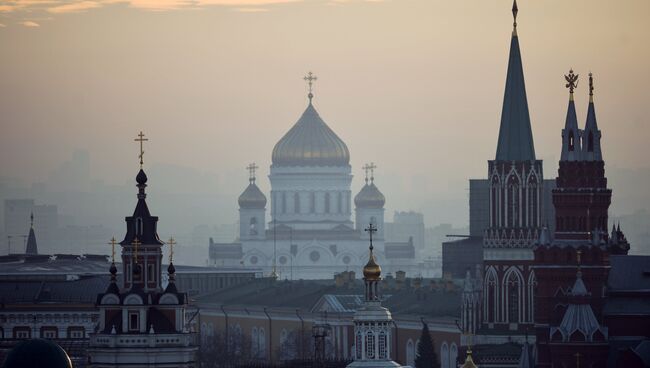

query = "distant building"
[385, 211, 425, 251]
[4, 199, 58, 254]
[209, 81, 418, 279]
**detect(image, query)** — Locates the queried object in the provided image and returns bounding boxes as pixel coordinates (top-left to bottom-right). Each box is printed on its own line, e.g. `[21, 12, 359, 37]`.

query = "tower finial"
[565, 69, 579, 101]
[512, 0, 518, 35]
[589, 71, 594, 102]
[167, 236, 176, 264]
[247, 162, 259, 184]
[109, 237, 117, 263]
[304, 71, 317, 104]
[362, 163, 370, 184]
[369, 162, 376, 183]
[30, 212, 34, 228]
[134, 131, 148, 168]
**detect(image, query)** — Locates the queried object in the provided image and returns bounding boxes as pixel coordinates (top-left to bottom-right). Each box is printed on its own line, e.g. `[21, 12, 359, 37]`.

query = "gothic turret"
[583, 73, 603, 161]
[560, 69, 581, 161]
[494, 0, 535, 162]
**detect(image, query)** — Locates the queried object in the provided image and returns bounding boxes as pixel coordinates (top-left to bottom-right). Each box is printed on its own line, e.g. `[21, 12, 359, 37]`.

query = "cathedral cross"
[247, 162, 259, 183]
[365, 223, 377, 249]
[134, 131, 148, 168]
[167, 237, 176, 264]
[108, 237, 117, 263]
[304, 72, 317, 103]
[565, 69, 579, 95]
[589, 72, 594, 98]
[367, 162, 377, 183]
[132, 237, 141, 264]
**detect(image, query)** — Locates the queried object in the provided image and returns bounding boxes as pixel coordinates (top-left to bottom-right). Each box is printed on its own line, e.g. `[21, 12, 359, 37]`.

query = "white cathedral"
[209, 75, 416, 279]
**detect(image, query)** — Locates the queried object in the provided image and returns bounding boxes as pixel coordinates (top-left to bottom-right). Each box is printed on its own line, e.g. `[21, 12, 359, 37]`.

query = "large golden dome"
[272, 103, 350, 167]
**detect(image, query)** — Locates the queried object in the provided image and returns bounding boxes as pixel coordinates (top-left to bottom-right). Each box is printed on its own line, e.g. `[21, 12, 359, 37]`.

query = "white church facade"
[209, 75, 417, 279]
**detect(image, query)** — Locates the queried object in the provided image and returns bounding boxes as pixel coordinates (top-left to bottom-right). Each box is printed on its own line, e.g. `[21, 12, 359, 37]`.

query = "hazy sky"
[1, 0, 649, 225]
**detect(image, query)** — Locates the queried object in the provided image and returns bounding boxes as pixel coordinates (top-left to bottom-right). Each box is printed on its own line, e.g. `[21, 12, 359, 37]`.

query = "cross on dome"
[247, 162, 259, 183]
[304, 71, 317, 103]
[108, 237, 117, 263]
[134, 131, 148, 168]
[365, 223, 377, 249]
[167, 237, 176, 264]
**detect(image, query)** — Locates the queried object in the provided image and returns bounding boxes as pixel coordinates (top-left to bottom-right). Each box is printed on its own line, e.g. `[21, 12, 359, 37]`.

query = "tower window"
[148, 264, 155, 284]
[136, 217, 143, 235]
[249, 218, 258, 235]
[588, 132, 594, 152]
[366, 331, 375, 359]
[310, 193, 316, 213]
[294, 192, 300, 214]
[569, 131, 575, 151]
[129, 312, 139, 331]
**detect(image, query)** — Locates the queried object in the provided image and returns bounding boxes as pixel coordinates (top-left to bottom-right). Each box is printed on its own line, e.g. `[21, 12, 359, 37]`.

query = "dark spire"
[495, 1, 536, 161]
[583, 72, 603, 161]
[561, 69, 581, 161]
[25, 212, 38, 255]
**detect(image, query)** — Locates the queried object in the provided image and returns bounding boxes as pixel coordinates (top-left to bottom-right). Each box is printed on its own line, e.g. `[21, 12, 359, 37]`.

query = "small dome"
[354, 183, 385, 209]
[3, 339, 73, 368]
[363, 251, 381, 281]
[136, 169, 148, 185]
[272, 104, 350, 167]
[238, 183, 267, 209]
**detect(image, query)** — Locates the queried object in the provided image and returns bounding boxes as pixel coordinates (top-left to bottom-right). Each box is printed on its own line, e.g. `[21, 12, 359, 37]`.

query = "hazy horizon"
[1, 0, 649, 250]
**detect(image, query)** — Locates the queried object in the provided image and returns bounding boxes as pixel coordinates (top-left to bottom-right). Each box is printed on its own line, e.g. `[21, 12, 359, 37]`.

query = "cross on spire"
[109, 237, 117, 263]
[30, 212, 34, 228]
[304, 71, 317, 104]
[365, 223, 377, 249]
[134, 131, 149, 168]
[167, 237, 176, 263]
[247, 162, 259, 184]
[512, 0, 518, 28]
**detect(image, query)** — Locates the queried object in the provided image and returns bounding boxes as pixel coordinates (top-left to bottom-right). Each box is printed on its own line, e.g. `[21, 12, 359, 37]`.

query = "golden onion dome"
[238, 182, 267, 209]
[354, 182, 385, 209]
[363, 248, 382, 281]
[272, 103, 350, 167]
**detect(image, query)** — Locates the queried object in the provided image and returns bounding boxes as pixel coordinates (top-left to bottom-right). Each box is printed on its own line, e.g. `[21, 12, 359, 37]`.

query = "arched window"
[324, 193, 331, 214]
[136, 217, 143, 235]
[441, 342, 449, 368]
[251, 327, 259, 357]
[365, 331, 375, 359]
[378, 332, 387, 359]
[528, 271, 536, 323]
[294, 192, 300, 214]
[249, 217, 258, 235]
[406, 339, 415, 366]
[588, 131, 594, 152]
[485, 267, 498, 322]
[569, 130, 575, 151]
[507, 175, 520, 228]
[310, 193, 316, 213]
[450, 343, 458, 368]
[258, 327, 266, 359]
[505, 269, 523, 323]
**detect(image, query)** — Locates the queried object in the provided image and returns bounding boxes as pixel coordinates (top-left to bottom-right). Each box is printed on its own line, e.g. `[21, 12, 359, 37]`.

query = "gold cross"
[167, 237, 176, 263]
[304, 72, 317, 102]
[246, 163, 259, 183]
[132, 237, 141, 264]
[134, 131, 148, 168]
[108, 237, 117, 263]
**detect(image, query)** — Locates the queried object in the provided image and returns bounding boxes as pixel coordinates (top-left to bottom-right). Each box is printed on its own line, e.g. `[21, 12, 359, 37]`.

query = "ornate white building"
[210, 75, 417, 279]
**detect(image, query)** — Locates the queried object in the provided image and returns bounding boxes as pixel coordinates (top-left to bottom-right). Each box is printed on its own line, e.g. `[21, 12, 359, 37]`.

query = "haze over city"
[1, 0, 649, 260]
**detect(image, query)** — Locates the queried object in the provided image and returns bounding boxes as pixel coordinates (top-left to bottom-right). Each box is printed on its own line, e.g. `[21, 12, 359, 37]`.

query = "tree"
[414, 322, 440, 368]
